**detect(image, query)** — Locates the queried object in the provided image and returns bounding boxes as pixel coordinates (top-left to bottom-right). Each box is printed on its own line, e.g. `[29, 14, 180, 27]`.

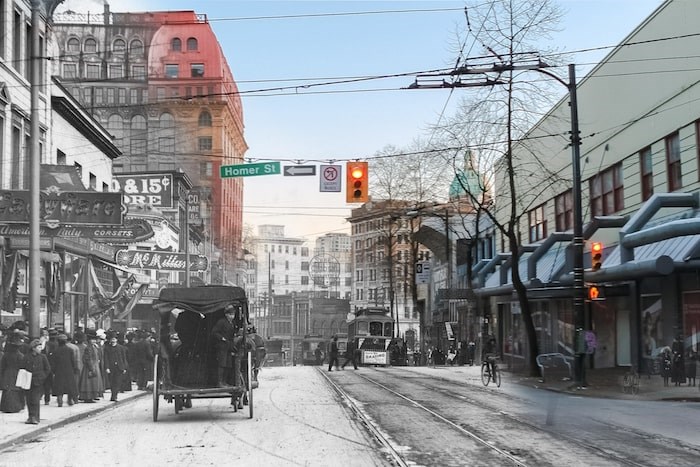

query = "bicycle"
[622, 365, 640, 395]
[481, 356, 501, 387]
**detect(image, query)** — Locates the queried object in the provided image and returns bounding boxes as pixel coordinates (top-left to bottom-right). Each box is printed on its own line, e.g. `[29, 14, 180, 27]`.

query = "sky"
[57, 0, 665, 241]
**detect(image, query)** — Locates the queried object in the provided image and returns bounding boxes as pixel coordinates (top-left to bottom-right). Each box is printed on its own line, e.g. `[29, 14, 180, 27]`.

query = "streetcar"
[150, 285, 262, 421]
[301, 334, 327, 365]
[347, 307, 394, 366]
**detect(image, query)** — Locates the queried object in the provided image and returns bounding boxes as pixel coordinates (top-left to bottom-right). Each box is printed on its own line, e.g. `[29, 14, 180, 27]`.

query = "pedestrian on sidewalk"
[50, 334, 79, 407]
[131, 330, 153, 390]
[79, 330, 104, 402]
[671, 334, 686, 386]
[103, 333, 128, 402]
[0, 334, 26, 413]
[42, 329, 58, 406]
[661, 348, 672, 387]
[327, 336, 339, 371]
[22, 339, 51, 424]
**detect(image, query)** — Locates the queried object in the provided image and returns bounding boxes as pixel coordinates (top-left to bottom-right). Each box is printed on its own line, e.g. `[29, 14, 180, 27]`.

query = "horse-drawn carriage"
[150, 286, 264, 421]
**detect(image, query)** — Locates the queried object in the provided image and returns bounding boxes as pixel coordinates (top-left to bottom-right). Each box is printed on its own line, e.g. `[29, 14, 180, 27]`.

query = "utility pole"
[29, 0, 65, 339]
[407, 59, 585, 383]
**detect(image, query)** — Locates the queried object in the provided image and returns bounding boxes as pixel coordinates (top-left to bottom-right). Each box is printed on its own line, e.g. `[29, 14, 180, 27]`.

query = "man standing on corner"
[103, 333, 128, 402]
[328, 335, 339, 372]
[212, 305, 239, 387]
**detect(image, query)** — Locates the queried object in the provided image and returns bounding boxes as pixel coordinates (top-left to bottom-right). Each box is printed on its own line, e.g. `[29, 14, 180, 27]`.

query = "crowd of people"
[0, 321, 156, 425]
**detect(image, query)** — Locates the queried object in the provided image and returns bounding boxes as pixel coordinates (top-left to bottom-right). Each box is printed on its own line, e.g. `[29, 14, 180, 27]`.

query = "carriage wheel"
[247, 352, 254, 419]
[152, 354, 160, 422]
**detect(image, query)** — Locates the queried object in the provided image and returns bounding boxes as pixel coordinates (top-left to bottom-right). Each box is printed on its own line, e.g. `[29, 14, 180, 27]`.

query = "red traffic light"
[346, 162, 368, 203]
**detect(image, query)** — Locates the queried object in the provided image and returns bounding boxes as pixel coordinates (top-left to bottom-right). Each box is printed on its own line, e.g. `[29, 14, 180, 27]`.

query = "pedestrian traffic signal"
[346, 161, 368, 203]
[588, 285, 600, 300]
[588, 285, 605, 301]
[591, 241, 603, 271]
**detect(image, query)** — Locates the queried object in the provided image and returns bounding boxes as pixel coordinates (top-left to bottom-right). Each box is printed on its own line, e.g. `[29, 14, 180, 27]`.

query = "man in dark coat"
[49, 334, 79, 406]
[42, 328, 59, 405]
[212, 305, 239, 387]
[131, 331, 153, 390]
[328, 336, 339, 372]
[23, 339, 51, 424]
[103, 333, 128, 401]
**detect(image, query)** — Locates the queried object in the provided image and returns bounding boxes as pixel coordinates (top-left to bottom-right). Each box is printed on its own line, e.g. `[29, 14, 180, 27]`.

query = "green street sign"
[220, 161, 281, 178]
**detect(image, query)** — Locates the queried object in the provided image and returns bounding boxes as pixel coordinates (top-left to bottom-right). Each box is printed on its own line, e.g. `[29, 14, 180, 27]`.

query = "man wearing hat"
[212, 304, 241, 387]
[42, 329, 59, 405]
[103, 332, 128, 401]
[49, 334, 79, 407]
[23, 339, 51, 424]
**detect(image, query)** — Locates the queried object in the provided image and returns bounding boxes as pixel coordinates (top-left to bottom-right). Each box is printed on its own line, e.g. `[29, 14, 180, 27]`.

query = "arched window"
[171, 38, 181, 51]
[66, 37, 80, 53]
[159, 113, 176, 153]
[112, 38, 126, 53]
[84, 38, 98, 53]
[159, 112, 175, 129]
[131, 115, 147, 155]
[107, 114, 124, 144]
[198, 111, 212, 127]
[187, 37, 198, 51]
[129, 39, 144, 56]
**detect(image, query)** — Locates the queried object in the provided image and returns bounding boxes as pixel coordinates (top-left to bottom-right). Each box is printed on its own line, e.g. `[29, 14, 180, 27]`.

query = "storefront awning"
[17, 250, 62, 263]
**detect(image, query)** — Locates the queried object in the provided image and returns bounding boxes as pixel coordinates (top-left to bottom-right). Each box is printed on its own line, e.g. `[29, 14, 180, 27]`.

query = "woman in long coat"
[78, 333, 104, 402]
[0, 335, 25, 413]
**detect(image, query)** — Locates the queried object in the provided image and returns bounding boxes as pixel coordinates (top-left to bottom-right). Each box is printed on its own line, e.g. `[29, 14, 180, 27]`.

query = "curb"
[0, 391, 149, 452]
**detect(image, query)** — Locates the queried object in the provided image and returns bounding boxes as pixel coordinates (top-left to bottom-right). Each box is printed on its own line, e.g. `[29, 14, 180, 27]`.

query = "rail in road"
[319, 366, 700, 467]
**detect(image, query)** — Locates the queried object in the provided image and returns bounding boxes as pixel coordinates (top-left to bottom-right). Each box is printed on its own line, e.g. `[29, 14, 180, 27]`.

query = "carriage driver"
[212, 304, 240, 387]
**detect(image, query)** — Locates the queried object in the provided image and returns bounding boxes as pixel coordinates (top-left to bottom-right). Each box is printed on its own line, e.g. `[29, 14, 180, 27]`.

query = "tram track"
[324, 366, 700, 466]
[385, 366, 700, 466]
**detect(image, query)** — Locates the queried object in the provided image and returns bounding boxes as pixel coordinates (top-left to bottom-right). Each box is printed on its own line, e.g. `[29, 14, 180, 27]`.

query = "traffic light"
[588, 285, 600, 300]
[346, 161, 368, 203]
[591, 241, 603, 271]
[588, 285, 605, 301]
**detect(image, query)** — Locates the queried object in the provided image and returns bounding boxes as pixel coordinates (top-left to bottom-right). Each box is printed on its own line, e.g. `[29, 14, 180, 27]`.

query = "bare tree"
[429, 0, 568, 376]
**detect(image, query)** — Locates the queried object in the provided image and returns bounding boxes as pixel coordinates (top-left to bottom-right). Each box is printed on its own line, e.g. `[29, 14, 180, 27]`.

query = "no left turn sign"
[320, 164, 341, 192]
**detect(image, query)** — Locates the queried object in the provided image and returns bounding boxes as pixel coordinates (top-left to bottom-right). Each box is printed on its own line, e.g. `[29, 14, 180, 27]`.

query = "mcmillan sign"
[115, 249, 209, 271]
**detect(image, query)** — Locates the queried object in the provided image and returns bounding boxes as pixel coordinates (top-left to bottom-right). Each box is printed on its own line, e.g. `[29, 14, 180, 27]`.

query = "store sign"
[361, 350, 388, 365]
[0, 190, 123, 226]
[113, 174, 173, 208]
[115, 249, 209, 271]
[0, 219, 153, 243]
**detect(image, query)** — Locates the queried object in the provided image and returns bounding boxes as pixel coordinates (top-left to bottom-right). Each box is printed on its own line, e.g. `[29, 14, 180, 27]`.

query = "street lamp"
[29, 0, 64, 339]
[537, 64, 586, 386]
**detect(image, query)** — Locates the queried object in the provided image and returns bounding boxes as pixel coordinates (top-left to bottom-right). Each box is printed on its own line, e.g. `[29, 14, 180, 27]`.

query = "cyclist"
[482, 334, 498, 377]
